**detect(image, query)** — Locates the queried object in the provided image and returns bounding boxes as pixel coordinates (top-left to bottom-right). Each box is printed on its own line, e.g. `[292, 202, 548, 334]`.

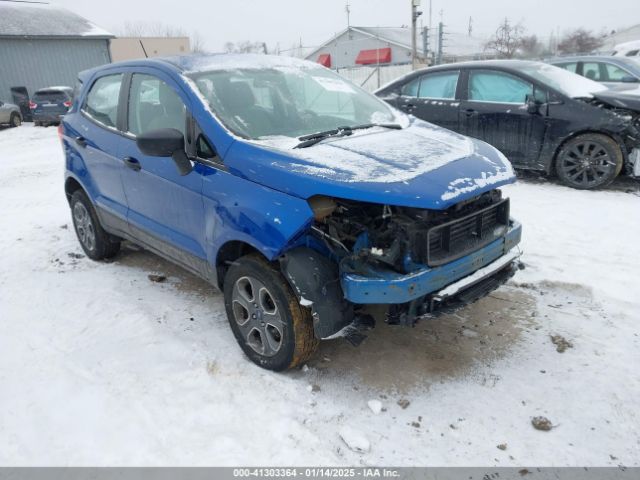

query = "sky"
[53, 0, 637, 52]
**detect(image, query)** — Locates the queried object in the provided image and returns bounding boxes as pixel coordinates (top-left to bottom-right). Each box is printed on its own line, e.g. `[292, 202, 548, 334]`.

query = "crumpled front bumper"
[341, 220, 522, 304]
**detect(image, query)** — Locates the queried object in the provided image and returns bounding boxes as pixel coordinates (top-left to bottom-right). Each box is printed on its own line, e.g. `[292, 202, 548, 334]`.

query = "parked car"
[0, 100, 22, 128]
[61, 54, 522, 371]
[548, 55, 640, 88]
[376, 60, 640, 189]
[30, 86, 73, 126]
[613, 40, 640, 58]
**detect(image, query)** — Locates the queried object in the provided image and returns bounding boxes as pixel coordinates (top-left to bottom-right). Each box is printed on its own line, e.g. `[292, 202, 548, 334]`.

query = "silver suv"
[0, 100, 22, 128]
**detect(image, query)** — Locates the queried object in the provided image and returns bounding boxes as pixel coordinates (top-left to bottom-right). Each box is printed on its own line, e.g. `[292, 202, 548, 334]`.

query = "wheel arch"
[215, 240, 266, 290]
[64, 176, 86, 204]
[550, 129, 627, 175]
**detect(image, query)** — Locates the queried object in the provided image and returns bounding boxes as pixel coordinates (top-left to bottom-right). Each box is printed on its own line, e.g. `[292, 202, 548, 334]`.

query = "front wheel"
[555, 133, 623, 189]
[70, 190, 120, 260]
[10, 113, 21, 128]
[223, 254, 318, 371]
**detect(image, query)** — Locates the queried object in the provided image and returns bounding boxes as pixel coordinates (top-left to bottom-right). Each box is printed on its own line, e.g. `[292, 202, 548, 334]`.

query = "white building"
[305, 26, 489, 70]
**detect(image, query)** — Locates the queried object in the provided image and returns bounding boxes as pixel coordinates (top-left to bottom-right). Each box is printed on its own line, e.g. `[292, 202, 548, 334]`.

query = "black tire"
[70, 190, 120, 260]
[9, 113, 21, 128]
[223, 254, 318, 371]
[555, 133, 623, 189]
[34, 121, 41, 127]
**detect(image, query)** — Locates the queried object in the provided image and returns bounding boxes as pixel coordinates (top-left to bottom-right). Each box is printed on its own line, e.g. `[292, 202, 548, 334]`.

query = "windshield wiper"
[294, 123, 402, 149]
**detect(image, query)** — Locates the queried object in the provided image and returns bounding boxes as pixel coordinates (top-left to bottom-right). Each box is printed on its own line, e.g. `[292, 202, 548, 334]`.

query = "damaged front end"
[586, 94, 640, 176]
[281, 190, 522, 340]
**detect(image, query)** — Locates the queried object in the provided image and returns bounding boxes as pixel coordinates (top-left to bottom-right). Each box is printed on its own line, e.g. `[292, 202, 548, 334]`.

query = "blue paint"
[341, 223, 522, 304]
[63, 54, 522, 302]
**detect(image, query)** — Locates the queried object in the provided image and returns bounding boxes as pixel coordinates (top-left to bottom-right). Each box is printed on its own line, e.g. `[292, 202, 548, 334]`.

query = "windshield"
[188, 66, 399, 140]
[520, 63, 608, 98]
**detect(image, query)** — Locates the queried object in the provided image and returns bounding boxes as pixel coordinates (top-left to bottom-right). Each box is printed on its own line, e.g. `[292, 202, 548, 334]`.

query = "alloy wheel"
[559, 140, 616, 188]
[73, 202, 96, 252]
[231, 276, 284, 357]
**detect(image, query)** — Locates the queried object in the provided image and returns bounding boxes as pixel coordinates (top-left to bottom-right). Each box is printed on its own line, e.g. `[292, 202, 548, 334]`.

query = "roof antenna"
[139, 39, 148, 58]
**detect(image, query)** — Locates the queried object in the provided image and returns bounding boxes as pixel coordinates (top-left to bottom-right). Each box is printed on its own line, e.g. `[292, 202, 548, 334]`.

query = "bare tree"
[116, 21, 208, 54]
[557, 28, 604, 54]
[519, 34, 543, 59]
[190, 31, 208, 54]
[119, 21, 186, 38]
[484, 18, 525, 59]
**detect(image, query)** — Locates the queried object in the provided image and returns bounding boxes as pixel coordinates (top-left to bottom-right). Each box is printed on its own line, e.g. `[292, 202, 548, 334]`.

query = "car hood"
[593, 89, 640, 112]
[223, 118, 516, 210]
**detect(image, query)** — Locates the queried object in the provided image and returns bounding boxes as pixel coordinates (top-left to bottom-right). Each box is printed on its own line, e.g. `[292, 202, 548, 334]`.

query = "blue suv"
[61, 54, 522, 371]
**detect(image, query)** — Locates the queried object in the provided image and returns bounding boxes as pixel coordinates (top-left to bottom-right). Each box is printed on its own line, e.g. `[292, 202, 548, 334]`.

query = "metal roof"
[0, 0, 113, 38]
[306, 26, 488, 61]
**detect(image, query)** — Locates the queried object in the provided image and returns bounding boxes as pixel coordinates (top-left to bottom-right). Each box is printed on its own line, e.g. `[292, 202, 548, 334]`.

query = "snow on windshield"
[522, 63, 607, 98]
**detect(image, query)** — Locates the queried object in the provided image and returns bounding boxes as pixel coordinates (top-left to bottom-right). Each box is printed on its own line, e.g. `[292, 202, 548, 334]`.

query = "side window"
[556, 62, 578, 73]
[83, 74, 123, 128]
[401, 77, 420, 97]
[418, 71, 459, 99]
[128, 74, 187, 136]
[582, 62, 602, 81]
[533, 86, 548, 104]
[469, 71, 533, 104]
[603, 63, 632, 82]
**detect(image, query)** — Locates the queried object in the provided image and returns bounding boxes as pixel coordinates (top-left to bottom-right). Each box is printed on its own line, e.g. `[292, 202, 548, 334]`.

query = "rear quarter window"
[82, 74, 123, 129]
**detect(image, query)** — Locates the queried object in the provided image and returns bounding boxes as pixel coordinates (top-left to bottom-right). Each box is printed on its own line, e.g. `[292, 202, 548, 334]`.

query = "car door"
[458, 69, 548, 168]
[396, 70, 461, 131]
[119, 70, 208, 276]
[72, 73, 130, 228]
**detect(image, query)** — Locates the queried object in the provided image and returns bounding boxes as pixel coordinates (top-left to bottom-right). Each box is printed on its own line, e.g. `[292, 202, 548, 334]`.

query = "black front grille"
[426, 198, 510, 267]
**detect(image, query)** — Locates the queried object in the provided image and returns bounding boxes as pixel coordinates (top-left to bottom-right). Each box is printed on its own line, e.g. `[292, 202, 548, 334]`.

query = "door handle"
[75, 136, 87, 148]
[123, 157, 141, 172]
[464, 108, 478, 117]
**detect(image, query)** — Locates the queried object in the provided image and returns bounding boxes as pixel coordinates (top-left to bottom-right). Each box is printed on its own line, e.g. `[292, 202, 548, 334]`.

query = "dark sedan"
[376, 60, 640, 189]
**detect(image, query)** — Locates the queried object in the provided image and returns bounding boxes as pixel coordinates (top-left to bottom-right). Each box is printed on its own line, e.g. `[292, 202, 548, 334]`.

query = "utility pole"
[422, 27, 429, 64]
[345, 3, 351, 28]
[411, 0, 422, 70]
[437, 22, 444, 65]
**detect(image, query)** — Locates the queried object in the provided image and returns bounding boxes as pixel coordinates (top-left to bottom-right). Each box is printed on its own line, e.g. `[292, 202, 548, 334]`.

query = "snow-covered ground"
[1, 124, 639, 466]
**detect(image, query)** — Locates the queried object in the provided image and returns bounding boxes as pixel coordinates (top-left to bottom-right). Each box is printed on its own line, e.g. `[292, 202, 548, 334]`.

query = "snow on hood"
[593, 89, 640, 112]
[226, 118, 515, 209]
[253, 120, 471, 184]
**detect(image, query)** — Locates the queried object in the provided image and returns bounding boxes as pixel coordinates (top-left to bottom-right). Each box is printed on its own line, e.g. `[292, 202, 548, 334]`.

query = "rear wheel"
[70, 190, 120, 260]
[223, 254, 318, 371]
[10, 113, 21, 128]
[555, 133, 623, 189]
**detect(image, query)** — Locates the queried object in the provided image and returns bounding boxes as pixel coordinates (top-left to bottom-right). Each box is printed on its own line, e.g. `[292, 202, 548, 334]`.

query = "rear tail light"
[63, 101, 72, 108]
[29, 101, 37, 109]
[57, 124, 64, 141]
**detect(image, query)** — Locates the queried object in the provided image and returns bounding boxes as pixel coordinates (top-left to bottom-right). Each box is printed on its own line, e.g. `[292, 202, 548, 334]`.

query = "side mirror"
[525, 94, 541, 114]
[136, 128, 192, 176]
[621, 75, 639, 83]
